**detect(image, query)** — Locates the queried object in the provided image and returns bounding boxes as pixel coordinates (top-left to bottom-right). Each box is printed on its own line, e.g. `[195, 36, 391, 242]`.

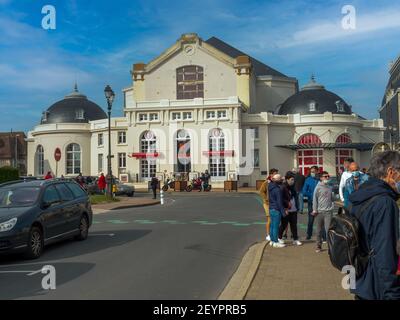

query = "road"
[0, 192, 266, 299]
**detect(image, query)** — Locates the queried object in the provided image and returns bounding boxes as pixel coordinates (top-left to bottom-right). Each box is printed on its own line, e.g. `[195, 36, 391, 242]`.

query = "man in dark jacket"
[150, 176, 159, 199]
[348, 151, 400, 300]
[268, 174, 286, 248]
[293, 168, 305, 213]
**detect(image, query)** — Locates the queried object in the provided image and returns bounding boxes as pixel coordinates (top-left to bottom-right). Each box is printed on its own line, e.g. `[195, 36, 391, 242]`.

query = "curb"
[218, 241, 267, 300]
[92, 200, 160, 213]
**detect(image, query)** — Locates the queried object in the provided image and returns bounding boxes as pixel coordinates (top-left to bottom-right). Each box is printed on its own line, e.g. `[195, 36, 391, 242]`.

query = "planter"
[224, 180, 238, 192]
[174, 180, 187, 192]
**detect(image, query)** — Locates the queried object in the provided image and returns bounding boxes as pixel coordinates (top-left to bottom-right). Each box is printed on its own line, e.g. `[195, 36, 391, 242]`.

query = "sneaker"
[305, 236, 312, 241]
[315, 246, 322, 253]
[269, 241, 273, 247]
[322, 241, 327, 244]
[278, 238, 285, 244]
[272, 242, 286, 248]
[266, 235, 271, 242]
[293, 240, 303, 246]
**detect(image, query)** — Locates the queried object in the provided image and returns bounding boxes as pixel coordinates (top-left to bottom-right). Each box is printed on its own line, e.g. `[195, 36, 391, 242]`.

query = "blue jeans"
[269, 209, 281, 243]
[297, 192, 304, 212]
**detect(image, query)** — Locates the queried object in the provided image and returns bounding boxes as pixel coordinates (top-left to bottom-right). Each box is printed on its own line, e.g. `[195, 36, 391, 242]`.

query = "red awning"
[129, 152, 160, 159]
[202, 150, 234, 157]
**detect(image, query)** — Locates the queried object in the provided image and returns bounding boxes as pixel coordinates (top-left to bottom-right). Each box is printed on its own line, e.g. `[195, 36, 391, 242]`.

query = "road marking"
[106, 220, 129, 224]
[90, 233, 115, 237]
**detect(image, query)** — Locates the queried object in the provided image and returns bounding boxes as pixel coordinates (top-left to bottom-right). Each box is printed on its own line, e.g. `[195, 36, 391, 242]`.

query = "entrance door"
[176, 130, 191, 173]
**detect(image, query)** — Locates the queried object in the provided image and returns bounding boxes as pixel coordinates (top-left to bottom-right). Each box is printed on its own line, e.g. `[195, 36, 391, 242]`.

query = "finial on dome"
[74, 82, 78, 92]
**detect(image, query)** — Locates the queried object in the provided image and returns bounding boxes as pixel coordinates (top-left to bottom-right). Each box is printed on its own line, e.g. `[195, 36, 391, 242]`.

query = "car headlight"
[0, 218, 17, 232]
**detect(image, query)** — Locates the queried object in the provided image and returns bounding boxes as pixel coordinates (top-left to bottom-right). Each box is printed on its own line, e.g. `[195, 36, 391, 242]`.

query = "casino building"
[26, 33, 384, 186]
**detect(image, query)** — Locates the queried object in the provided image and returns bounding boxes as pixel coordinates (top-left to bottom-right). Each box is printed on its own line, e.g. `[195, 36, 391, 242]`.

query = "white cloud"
[279, 8, 400, 48]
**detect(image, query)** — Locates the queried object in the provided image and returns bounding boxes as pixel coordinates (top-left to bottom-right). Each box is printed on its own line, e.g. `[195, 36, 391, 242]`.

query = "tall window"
[335, 134, 353, 176]
[209, 128, 226, 178]
[297, 134, 323, 175]
[36, 145, 44, 176]
[253, 149, 260, 167]
[140, 131, 157, 179]
[98, 154, 103, 173]
[118, 153, 126, 168]
[98, 133, 104, 146]
[176, 65, 204, 99]
[118, 131, 126, 144]
[66, 143, 81, 174]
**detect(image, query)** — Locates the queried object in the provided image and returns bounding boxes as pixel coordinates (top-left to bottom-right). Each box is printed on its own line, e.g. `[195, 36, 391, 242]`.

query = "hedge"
[0, 166, 19, 183]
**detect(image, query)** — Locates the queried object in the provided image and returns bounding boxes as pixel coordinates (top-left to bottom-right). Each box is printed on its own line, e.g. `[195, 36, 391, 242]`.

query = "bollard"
[160, 189, 164, 205]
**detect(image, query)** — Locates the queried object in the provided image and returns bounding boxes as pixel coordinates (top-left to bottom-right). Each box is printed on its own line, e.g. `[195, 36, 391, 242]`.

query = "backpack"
[327, 196, 378, 278]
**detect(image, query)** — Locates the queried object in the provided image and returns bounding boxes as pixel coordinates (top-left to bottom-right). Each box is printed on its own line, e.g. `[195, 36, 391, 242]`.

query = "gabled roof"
[205, 36, 288, 78]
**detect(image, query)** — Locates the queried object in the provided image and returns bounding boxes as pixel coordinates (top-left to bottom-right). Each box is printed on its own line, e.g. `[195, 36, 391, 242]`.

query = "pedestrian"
[268, 174, 286, 248]
[293, 167, 306, 214]
[268, 168, 279, 182]
[44, 171, 53, 180]
[97, 173, 106, 194]
[150, 176, 159, 199]
[202, 170, 210, 192]
[76, 172, 85, 187]
[339, 157, 355, 204]
[348, 151, 400, 300]
[259, 175, 271, 242]
[343, 162, 369, 209]
[60, 175, 65, 180]
[302, 166, 320, 240]
[278, 172, 303, 246]
[312, 171, 334, 253]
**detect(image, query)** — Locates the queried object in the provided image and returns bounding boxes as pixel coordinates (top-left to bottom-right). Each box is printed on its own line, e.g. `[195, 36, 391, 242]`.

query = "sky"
[0, 0, 399, 132]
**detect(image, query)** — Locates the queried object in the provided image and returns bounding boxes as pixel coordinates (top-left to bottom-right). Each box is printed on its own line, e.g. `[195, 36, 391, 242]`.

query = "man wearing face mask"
[312, 171, 334, 253]
[302, 166, 320, 240]
[343, 162, 369, 209]
[348, 151, 400, 300]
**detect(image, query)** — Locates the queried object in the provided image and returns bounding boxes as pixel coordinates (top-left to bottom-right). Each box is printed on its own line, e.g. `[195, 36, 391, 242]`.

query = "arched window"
[335, 133, 353, 176]
[140, 131, 157, 179]
[297, 134, 323, 175]
[66, 143, 81, 174]
[175, 129, 191, 173]
[208, 128, 226, 178]
[176, 65, 204, 99]
[36, 145, 44, 176]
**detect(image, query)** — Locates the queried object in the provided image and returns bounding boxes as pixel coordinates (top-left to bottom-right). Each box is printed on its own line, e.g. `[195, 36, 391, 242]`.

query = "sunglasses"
[322, 175, 330, 178]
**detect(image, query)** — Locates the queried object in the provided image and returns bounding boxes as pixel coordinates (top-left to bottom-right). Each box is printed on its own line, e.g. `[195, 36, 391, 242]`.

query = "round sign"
[54, 148, 62, 162]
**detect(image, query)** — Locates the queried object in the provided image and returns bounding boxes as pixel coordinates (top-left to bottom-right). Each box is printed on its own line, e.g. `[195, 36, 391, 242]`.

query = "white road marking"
[90, 233, 115, 237]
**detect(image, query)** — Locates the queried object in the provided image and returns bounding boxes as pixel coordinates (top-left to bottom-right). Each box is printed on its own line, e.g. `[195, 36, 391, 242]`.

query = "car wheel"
[25, 226, 44, 259]
[75, 215, 89, 241]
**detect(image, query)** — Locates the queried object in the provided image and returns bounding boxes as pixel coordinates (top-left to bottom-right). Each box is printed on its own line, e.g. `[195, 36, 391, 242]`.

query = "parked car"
[86, 178, 135, 197]
[0, 179, 92, 259]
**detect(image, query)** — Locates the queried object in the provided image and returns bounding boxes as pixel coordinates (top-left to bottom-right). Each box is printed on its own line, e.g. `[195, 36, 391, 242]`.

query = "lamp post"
[104, 85, 115, 197]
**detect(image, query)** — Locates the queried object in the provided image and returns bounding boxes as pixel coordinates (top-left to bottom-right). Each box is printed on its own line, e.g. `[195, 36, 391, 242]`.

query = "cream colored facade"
[26, 33, 385, 186]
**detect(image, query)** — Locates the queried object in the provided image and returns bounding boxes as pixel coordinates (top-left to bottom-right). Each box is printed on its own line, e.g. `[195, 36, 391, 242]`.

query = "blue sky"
[0, 0, 399, 132]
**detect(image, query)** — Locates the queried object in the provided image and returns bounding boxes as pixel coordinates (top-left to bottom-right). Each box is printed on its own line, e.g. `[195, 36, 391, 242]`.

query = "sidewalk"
[92, 196, 160, 214]
[245, 240, 353, 300]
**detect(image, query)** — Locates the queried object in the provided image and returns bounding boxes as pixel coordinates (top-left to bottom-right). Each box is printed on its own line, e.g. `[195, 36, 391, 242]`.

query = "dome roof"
[41, 84, 107, 124]
[275, 76, 352, 115]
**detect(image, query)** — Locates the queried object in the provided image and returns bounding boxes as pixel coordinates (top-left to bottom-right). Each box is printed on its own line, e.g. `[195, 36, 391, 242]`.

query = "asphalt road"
[0, 192, 266, 300]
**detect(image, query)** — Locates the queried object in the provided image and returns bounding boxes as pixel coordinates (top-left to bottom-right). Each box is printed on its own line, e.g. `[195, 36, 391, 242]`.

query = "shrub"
[0, 166, 19, 183]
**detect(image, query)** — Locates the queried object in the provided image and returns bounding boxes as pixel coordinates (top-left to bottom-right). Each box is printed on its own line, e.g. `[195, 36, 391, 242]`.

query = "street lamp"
[104, 85, 115, 197]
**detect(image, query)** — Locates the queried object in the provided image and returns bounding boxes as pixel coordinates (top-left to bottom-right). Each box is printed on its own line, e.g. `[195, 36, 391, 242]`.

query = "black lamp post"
[104, 85, 115, 197]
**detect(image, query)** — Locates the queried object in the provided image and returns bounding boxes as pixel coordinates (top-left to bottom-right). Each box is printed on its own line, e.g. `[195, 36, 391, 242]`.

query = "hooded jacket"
[302, 175, 319, 200]
[348, 177, 400, 300]
[268, 181, 285, 216]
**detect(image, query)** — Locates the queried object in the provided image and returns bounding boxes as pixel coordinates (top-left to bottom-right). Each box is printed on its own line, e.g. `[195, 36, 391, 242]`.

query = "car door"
[40, 185, 64, 240]
[54, 183, 80, 232]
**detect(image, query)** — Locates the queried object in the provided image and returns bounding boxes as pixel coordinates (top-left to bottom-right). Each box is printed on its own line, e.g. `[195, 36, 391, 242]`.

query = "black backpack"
[327, 196, 377, 278]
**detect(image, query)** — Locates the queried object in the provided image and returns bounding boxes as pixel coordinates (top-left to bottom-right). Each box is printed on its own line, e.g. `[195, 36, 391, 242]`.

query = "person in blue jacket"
[302, 166, 320, 240]
[349, 151, 400, 300]
[268, 174, 286, 248]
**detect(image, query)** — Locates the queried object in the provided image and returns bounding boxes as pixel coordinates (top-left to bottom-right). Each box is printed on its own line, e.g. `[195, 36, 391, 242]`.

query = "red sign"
[54, 148, 62, 162]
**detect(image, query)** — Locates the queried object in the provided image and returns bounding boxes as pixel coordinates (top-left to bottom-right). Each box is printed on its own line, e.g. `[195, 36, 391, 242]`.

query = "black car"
[0, 179, 93, 259]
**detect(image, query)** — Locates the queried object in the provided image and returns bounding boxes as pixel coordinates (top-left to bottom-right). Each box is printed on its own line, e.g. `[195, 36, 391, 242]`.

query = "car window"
[55, 183, 75, 201]
[43, 185, 61, 204]
[66, 183, 87, 198]
[0, 187, 41, 208]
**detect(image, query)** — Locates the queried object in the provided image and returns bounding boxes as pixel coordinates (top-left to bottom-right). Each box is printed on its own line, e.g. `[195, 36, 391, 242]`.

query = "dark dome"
[275, 76, 352, 115]
[41, 84, 107, 124]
